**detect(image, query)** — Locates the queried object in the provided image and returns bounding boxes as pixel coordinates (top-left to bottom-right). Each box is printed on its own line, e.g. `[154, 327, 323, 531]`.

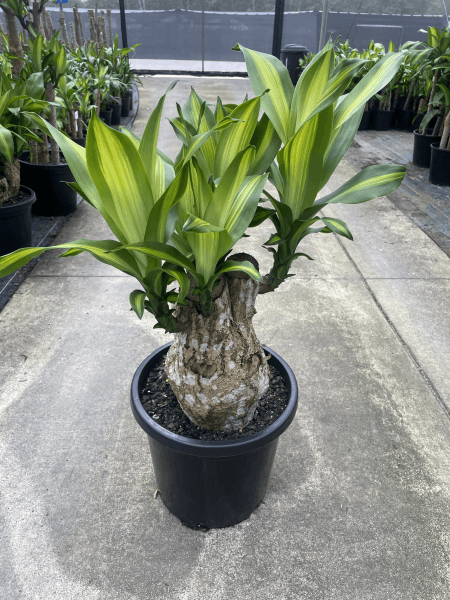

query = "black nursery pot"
[396, 109, 413, 130]
[358, 109, 372, 131]
[372, 109, 394, 131]
[412, 129, 441, 168]
[19, 151, 77, 216]
[0, 186, 36, 256]
[121, 95, 131, 117]
[409, 112, 423, 132]
[99, 107, 112, 126]
[126, 87, 134, 111]
[110, 97, 122, 125]
[429, 143, 450, 186]
[131, 343, 298, 529]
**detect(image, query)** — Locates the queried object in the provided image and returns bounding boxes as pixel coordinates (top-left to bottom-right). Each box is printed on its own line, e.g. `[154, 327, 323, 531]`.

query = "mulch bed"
[139, 354, 289, 441]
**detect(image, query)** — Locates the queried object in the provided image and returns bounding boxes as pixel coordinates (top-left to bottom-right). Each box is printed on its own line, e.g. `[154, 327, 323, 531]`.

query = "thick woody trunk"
[165, 275, 270, 431]
[403, 79, 414, 110]
[440, 110, 450, 149]
[0, 157, 20, 205]
[44, 83, 60, 165]
[2, 7, 24, 78]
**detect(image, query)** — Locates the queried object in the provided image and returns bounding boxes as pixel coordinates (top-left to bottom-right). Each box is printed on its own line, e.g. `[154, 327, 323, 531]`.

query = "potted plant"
[0, 72, 48, 255]
[429, 83, 450, 186]
[13, 32, 78, 216]
[412, 26, 450, 167]
[0, 42, 407, 529]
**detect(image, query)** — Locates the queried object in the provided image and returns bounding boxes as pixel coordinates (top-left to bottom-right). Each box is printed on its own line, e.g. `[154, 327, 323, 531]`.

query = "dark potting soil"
[0, 190, 31, 208]
[140, 355, 289, 441]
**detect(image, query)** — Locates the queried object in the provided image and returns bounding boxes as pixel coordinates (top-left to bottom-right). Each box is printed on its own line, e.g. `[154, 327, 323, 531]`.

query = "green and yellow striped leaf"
[303, 164, 406, 220]
[86, 112, 154, 245]
[0, 123, 14, 162]
[0, 239, 144, 280]
[204, 145, 256, 229]
[247, 113, 282, 176]
[129, 289, 146, 319]
[224, 174, 269, 244]
[234, 43, 293, 144]
[30, 114, 126, 244]
[277, 105, 333, 219]
[321, 217, 353, 240]
[113, 241, 196, 273]
[214, 94, 262, 177]
[213, 260, 262, 283]
[320, 102, 364, 190]
[144, 163, 189, 243]
[333, 51, 405, 130]
[185, 229, 232, 283]
[288, 47, 335, 139]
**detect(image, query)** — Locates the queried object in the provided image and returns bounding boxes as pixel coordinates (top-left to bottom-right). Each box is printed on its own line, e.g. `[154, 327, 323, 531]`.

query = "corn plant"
[0, 42, 407, 431]
[0, 72, 48, 204]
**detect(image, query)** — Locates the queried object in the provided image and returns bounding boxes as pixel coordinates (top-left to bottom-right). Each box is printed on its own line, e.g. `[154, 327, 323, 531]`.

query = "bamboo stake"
[2, 6, 24, 77]
[440, 110, 450, 149]
[45, 82, 60, 165]
[100, 11, 107, 48]
[45, 11, 55, 36]
[59, 3, 69, 45]
[88, 10, 96, 42]
[403, 79, 415, 110]
[107, 9, 113, 47]
[439, 109, 448, 138]
[76, 7, 85, 45]
[431, 109, 443, 137]
[69, 22, 76, 49]
[95, 88, 101, 115]
[69, 109, 76, 138]
[75, 104, 83, 138]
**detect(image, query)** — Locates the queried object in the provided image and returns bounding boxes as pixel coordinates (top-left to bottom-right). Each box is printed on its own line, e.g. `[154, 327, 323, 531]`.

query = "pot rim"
[430, 142, 450, 153]
[0, 185, 36, 216]
[130, 343, 298, 458]
[413, 129, 441, 138]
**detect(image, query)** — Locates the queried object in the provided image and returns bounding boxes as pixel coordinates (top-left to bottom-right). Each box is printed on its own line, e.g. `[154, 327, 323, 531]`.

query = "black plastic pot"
[429, 143, 450, 186]
[126, 87, 133, 111]
[358, 109, 372, 131]
[131, 343, 298, 529]
[396, 109, 413, 130]
[99, 107, 112, 126]
[372, 109, 394, 131]
[0, 185, 36, 256]
[110, 97, 122, 125]
[412, 129, 441, 168]
[121, 95, 131, 117]
[19, 151, 77, 216]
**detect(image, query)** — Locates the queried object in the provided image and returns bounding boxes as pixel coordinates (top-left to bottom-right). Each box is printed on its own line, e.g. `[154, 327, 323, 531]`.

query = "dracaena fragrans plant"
[0, 41, 407, 431]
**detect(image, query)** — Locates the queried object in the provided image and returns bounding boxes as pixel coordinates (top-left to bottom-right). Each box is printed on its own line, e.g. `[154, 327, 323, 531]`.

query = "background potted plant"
[412, 26, 450, 167]
[0, 70, 48, 255]
[429, 83, 450, 186]
[0, 41, 408, 529]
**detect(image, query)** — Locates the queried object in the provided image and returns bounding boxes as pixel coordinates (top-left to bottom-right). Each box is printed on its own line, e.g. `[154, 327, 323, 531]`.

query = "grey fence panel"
[281, 11, 318, 54]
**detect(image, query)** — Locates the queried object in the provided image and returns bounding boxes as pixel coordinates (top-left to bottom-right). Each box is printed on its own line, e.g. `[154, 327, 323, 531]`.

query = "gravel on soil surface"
[0, 190, 31, 207]
[140, 354, 289, 441]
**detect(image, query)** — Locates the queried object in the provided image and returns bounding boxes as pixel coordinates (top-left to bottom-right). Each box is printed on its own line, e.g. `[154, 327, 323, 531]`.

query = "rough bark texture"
[107, 9, 113, 47]
[2, 7, 24, 78]
[440, 110, 450, 149]
[0, 157, 20, 205]
[44, 83, 60, 165]
[165, 276, 270, 431]
[404, 79, 415, 110]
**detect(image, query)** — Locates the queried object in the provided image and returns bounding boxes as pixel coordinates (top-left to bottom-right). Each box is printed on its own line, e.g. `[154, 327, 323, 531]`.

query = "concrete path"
[1, 76, 450, 599]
